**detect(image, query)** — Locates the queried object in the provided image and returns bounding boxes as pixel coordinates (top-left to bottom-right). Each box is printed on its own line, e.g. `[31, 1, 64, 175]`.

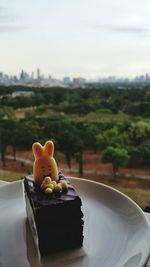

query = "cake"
[24, 140, 84, 257]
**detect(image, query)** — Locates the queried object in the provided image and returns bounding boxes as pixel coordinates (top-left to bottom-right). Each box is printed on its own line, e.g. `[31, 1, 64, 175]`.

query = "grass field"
[113, 186, 150, 210]
[0, 170, 25, 182]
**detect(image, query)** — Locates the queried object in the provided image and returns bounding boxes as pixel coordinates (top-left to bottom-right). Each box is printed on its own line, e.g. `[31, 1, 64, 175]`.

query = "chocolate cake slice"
[24, 172, 84, 257]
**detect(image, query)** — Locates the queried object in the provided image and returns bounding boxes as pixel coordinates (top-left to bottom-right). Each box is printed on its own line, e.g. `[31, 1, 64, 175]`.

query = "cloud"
[0, 25, 27, 32]
[114, 26, 149, 34]
[0, 14, 17, 23]
[93, 23, 150, 35]
[0, 5, 26, 33]
[0, 6, 15, 19]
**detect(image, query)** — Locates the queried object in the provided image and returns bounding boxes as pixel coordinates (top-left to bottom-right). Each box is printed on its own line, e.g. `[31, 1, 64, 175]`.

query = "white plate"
[0, 178, 150, 267]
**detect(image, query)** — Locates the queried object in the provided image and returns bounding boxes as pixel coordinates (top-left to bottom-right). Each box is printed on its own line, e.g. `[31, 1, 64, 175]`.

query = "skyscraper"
[37, 68, 40, 80]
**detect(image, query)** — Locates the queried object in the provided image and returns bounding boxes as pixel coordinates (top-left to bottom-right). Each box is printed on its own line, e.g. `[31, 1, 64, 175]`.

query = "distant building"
[0, 72, 3, 84]
[72, 77, 86, 87]
[145, 73, 149, 82]
[37, 68, 41, 80]
[20, 70, 30, 84]
[63, 77, 71, 85]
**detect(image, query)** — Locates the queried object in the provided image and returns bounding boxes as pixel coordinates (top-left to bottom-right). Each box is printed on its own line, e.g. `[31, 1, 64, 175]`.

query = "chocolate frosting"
[24, 173, 82, 209]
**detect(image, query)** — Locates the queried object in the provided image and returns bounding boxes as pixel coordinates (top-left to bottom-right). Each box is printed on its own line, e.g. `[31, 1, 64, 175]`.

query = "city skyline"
[1, 68, 150, 80]
[0, 0, 150, 78]
[1, 68, 150, 88]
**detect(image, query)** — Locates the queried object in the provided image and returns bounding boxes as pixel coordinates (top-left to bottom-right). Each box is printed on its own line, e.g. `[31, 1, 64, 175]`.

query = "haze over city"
[0, 0, 150, 78]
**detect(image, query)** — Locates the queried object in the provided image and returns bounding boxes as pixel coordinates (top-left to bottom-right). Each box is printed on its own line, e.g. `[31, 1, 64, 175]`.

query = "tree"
[138, 140, 150, 167]
[8, 120, 19, 161]
[139, 140, 150, 158]
[75, 150, 84, 176]
[128, 121, 150, 147]
[16, 120, 40, 150]
[84, 124, 100, 152]
[96, 126, 127, 150]
[57, 120, 83, 173]
[101, 146, 130, 181]
[0, 106, 15, 119]
[0, 120, 13, 166]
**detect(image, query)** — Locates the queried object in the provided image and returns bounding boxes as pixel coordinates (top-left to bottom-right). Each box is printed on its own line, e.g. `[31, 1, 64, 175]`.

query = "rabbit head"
[32, 140, 59, 185]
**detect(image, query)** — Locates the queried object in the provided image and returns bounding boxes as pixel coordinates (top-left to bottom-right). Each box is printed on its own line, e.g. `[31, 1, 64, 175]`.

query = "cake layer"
[39, 238, 83, 255]
[25, 191, 84, 256]
[24, 173, 84, 256]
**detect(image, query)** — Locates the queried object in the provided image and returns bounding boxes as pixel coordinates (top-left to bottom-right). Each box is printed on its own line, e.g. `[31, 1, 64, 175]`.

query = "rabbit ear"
[44, 140, 54, 156]
[32, 142, 43, 159]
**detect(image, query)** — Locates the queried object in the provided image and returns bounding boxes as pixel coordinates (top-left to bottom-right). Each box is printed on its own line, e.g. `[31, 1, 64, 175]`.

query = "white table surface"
[0, 180, 150, 266]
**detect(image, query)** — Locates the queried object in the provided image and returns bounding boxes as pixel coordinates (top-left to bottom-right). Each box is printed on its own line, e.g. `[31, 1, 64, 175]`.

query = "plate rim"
[69, 176, 150, 228]
[0, 178, 150, 266]
[69, 177, 150, 266]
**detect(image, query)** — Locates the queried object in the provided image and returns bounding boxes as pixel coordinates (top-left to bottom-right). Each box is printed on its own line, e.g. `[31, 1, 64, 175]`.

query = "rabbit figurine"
[32, 140, 59, 185]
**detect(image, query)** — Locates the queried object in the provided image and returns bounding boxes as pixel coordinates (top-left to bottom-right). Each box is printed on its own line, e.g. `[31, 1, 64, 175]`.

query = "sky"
[0, 0, 150, 79]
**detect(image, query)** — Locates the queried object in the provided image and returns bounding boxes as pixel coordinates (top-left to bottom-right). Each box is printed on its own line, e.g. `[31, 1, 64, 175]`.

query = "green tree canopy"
[57, 120, 83, 171]
[138, 140, 150, 160]
[128, 121, 150, 146]
[96, 126, 127, 150]
[101, 146, 130, 180]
